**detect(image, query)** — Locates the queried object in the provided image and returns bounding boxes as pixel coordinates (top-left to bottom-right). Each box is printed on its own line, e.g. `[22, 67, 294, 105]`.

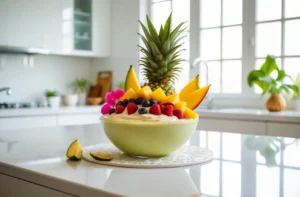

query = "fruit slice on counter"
[121, 88, 137, 100]
[125, 65, 141, 92]
[183, 108, 199, 119]
[137, 86, 152, 100]
[90, 152, 113, 161]
[179, 75, 199, 101]
[66, 139, 82, 161]
[181, 84, 211, 110]
[151, 87, 166, 102]
[161, 94, 180, 105]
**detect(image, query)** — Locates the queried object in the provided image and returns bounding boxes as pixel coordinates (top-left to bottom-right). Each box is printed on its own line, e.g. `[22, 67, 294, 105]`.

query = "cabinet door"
[92, 0, 111, 57]
[0, 116, 57, 130]
[0, 0, 45, 48]
[198, 118, 266, 135]
[267, 122, 300, 138]
[57, 113, 100, 126]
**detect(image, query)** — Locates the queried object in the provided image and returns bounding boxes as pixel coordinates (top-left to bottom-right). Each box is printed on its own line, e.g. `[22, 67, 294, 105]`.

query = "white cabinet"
[57, 113, 100, 126]
[0, 0, 111, 57]
[198, 118, 266, 135]
[267, 122, 300, 138]
[0, 0, 45, 48]
[0, 116, 57, 130]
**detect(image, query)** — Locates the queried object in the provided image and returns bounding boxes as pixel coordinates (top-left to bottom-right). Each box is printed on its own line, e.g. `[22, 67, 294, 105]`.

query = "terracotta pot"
[265, 93, 286, 112]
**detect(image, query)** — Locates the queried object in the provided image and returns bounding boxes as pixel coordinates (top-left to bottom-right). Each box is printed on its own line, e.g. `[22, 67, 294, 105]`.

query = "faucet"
[0, 87, 12, 95]
[191, 57, 214, 109]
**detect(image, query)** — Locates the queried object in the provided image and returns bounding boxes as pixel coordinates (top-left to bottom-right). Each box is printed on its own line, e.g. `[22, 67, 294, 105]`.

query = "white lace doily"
[82, 144, 213, 168]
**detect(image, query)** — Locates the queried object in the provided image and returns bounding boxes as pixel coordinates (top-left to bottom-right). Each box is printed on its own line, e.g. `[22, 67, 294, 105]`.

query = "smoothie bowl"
[101, 115, 198, 157]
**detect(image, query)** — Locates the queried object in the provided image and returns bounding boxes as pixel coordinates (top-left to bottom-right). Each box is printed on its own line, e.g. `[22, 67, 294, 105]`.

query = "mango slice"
[137, 86, 152, 100]
[90, 152, 113, 161]
[181, 84, 211, 110]
[151, 88, 166, 102]
[183, 108, 199, 119]
[161, 94, 180, 105]
[125, 65, 140, 92]
[179, 75, 199, 101]
[121, 88, 137, 100]
[66, 139, 82, 161]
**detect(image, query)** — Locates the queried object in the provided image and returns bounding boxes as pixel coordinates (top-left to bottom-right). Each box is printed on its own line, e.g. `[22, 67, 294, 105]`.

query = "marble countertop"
[0, 124, 299, 197]
[195, 107, 300, 123]
[0, 105, 102, 117]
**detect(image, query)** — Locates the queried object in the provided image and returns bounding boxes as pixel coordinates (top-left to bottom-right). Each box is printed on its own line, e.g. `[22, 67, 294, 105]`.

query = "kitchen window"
[148, 0, 300, 102]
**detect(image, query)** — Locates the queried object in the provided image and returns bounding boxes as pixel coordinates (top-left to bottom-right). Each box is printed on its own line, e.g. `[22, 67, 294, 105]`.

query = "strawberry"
[149, 104, 161, 115]
[162, 105, 173, 116]
[127, 103, 138, 115]
[173, 110, 183, 119]
[115, 105, 125, 114]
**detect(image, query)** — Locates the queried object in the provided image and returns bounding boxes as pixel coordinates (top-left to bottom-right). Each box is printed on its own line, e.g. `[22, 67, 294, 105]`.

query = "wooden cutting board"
[97, 71, 112, 103]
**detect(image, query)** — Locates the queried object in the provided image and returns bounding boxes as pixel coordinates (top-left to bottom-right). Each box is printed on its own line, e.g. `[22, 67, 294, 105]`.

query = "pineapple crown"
[138, 13, 187, 84]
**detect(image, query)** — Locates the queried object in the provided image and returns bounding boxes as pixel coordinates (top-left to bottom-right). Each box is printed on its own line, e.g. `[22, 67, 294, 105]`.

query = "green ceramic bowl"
[101, 118, 198, 157]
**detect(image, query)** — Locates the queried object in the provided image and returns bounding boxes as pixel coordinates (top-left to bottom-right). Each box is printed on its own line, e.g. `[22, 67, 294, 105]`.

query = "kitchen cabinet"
[57, 113, 100, 126]
[198, 118, 266, 135]
[267, 122, 300, 138]
[0, 116, 57, 130]
[0, 0, 111, 57]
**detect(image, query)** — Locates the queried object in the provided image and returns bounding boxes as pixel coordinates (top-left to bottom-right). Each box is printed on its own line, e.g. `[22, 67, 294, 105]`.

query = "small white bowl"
[62, 94, 78, 106]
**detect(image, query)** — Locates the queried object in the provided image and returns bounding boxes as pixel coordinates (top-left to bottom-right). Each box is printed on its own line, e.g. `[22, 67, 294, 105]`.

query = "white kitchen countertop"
[0, 105, 102, 117]
[1, 124, 300, 197]
[196, 107, 300, 123]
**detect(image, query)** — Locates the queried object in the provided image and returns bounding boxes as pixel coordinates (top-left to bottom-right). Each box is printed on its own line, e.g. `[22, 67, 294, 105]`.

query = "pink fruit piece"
[162, 105, 173, 116]
[127, 103, 138, 115]
[149, 104, 161, 115]
[115, 105, 125, 114]
[173, 110, 183, 119]
[159, 104, 165, 111]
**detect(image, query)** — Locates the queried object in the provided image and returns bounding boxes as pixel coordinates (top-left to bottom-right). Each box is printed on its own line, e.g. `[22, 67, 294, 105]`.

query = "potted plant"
[291, 73, 300, 111]
[247, 55, 298, 112]
[71, 78, 89, 105]
[45, 90, 60, 108]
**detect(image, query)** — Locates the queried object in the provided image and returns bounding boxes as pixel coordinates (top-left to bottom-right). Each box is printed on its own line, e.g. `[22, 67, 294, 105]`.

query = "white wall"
[0, 55, 92, 103]
[91, 0, 141, 89]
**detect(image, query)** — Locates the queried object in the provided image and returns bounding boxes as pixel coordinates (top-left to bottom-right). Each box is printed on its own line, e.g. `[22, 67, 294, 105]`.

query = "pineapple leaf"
[138, 45, 154, 60]
[171, 27, 188, 43]
[148, 59, 159, 69]
[170, 22, 187, 43]
[159, 25, 164, 42]
[171, 35, 187, 49]
[161, 39, 171, 55]
[146, 15, 161, 48]
[138, 33, 152, 53]
[138, 20, 152, 43]
[162, 13, 172, 43]
[149, 41, 162, 57]
[155, 54, 163, 61]
[164, 45, 183, 62]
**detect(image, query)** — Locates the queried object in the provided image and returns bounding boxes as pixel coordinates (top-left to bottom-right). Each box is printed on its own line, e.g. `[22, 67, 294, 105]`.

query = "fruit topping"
[125, 65, 141, 92]
[123, 99, 128, 106]
[173, 110, 183, 119]
[116, 101, 124, 107]
[128, 98, 136, 103]
[149, 99, 158, 105]
[181, 85, 211, 110]
[183, 108, 199, 119]
[115, 105, 125, 114]
[138, 108, 147, 114]
[159, 104, 165, 111]
[127, 103, 138, 115]
[161, 94, 180, 105]
[149, 104, 161, 115]
[179, 75, 199, 101]
[109, 108, 115, 115]
[151, 88, 166, 102]
[121, 88, 137, 100]
[135, 97, 143, 105]
[141, 100, 151, 107]
[137, 86, 152, 100]
[162, 105, 173, 116]
[174, 101, 187, 111]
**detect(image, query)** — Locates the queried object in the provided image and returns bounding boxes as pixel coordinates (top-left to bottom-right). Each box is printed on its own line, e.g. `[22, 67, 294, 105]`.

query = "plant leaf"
[162, 13, 172, 43]
[276, 70, 286, 81]
[146, 15, 161, 48]
[260, 55, 279, 75]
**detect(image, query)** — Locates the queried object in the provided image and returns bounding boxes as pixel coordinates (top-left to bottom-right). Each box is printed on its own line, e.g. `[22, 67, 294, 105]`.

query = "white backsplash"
[0, 55, 92, 103]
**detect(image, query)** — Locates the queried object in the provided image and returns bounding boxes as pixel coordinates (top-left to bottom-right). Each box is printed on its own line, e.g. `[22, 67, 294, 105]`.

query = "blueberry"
[123, 99, 128, 106]
[149, 99, 158, 105]
[109, 108, 115, 115]
[141, 100, 151, 107]
[116, 101, 124, 107]
[135, 97, 143, 105]
[128, 98, 136, 103]
[138, 108, 147, 114]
